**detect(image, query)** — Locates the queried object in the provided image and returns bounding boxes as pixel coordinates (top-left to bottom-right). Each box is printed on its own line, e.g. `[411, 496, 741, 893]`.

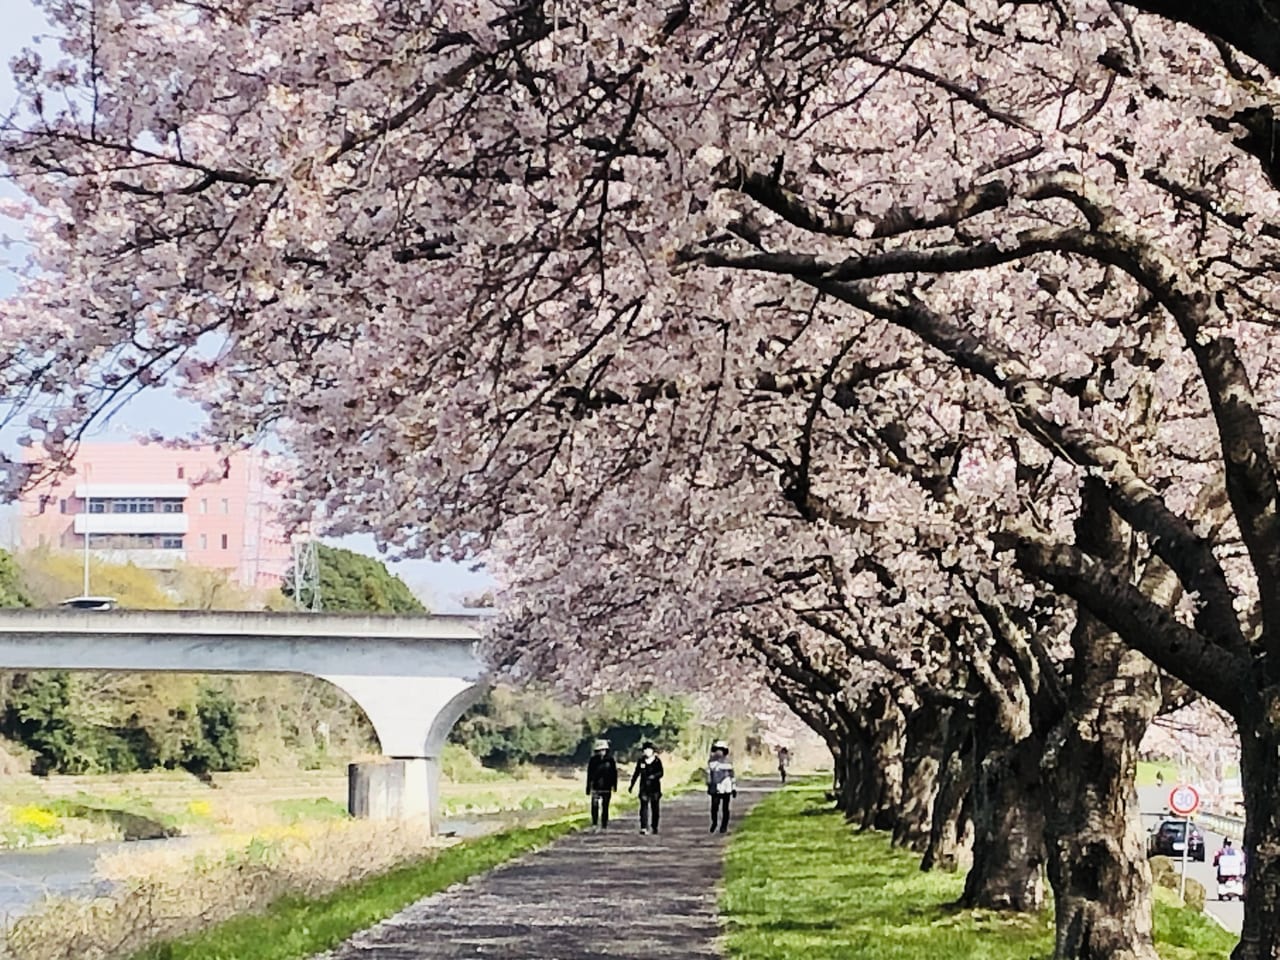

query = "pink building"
[18, 443, 293, 589]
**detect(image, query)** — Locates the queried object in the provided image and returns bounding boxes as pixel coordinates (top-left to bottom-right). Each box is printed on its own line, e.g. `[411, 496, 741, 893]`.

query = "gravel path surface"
[313, 786, 768, 960]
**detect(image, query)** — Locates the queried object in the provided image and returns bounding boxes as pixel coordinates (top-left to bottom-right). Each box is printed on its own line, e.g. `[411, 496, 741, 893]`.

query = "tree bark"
[1234, 712, 1280, 960]
[895, 702, 945, 852]
[861, 691, 905, 832]
[834, 734, 866, 819]
[1042, 479, 1162, 960]
[921, 707, 973, 872]
[1042, 631, 1161, 960]
[960, 720, 1046, 911]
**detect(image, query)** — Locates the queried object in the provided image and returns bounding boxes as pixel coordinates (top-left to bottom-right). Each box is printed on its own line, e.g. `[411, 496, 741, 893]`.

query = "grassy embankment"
[0, 763, 595, 848]
[2, 813, 582, 960]
[124, 817, 581, 960]
[0, 742, 726, 848]
[722, 785, 1237, 960]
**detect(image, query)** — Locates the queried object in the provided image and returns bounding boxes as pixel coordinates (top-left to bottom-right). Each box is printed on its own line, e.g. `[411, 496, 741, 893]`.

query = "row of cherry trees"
[479, 355, 1191, 957]
[4, 0, 1280, 956]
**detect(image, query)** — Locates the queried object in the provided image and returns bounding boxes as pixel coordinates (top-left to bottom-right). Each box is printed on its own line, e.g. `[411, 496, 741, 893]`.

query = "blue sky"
[0, 5, 494, 608]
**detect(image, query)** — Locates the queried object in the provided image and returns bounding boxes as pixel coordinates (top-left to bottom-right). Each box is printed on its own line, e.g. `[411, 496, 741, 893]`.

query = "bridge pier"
[323, 675, 487, 830]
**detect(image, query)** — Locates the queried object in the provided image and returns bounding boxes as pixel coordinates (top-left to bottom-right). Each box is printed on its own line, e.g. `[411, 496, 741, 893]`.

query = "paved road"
[1138, 787, 1243, 934]
[313, 787, 766, 960]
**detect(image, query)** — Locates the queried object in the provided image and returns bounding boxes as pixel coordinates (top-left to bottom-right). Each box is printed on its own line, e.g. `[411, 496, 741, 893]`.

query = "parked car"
[58, 595, 119, 610]
[1148, 819, 1206, 861]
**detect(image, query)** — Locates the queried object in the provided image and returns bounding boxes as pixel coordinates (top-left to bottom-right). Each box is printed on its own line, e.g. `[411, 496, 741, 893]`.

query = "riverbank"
[1, 812, 582, 960]
[721, 784, 1236, 960]
[0, 767, 592, 849]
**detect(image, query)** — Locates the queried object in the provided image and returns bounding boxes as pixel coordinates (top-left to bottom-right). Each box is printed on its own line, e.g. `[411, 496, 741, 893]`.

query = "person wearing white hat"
[585, 738, 618, 830]
[706, 740, 737, 833]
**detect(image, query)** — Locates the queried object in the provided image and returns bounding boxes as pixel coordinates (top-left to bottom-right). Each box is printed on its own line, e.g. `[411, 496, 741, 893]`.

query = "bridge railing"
[1199, 809, 1245, 840]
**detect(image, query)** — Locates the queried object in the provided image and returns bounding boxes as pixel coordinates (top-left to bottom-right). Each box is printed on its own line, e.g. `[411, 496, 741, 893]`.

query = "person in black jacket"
[628, 741, 664, 834]
[585, 738, 618, 830]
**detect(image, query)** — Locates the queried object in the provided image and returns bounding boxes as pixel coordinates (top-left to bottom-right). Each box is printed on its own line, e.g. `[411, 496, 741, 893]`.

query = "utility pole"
[291, 539, 321, 612]
[81, 463, 92, 597]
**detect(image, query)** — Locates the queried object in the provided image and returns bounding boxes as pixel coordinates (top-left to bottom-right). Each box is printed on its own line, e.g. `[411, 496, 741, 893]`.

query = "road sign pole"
[1179, 815, 1191, 903]
[1167, 784, 1201, 905]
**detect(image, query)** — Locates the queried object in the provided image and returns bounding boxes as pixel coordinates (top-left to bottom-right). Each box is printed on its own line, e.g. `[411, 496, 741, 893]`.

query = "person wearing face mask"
[706, 740, 737, 833]
[628, 741, 665, 834]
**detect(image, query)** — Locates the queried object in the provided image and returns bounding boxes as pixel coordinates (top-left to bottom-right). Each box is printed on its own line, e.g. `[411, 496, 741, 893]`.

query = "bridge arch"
[0, 609, 489, 828]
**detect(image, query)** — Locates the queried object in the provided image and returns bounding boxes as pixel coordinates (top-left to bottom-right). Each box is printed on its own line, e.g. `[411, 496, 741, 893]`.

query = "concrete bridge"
[0, 609, 488, 827]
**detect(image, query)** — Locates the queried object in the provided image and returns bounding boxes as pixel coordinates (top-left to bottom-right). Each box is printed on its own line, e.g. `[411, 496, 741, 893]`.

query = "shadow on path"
[315, 785, 770, 960]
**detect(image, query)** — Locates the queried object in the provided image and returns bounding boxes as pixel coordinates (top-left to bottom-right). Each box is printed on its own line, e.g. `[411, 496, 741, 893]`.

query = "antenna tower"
[291, 539, 321, 612]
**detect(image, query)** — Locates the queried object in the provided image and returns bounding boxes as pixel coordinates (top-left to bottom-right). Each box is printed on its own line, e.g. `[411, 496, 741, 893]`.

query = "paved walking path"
[314, 786, 768, 960]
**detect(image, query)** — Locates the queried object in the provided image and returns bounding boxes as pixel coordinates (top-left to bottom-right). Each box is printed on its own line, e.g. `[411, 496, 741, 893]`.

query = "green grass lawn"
[722, 786, 1236, 960]
[126, 816, 582, 960]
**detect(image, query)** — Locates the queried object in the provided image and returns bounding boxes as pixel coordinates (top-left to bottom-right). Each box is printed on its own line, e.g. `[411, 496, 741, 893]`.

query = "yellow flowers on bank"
[13, 805, 59, 834]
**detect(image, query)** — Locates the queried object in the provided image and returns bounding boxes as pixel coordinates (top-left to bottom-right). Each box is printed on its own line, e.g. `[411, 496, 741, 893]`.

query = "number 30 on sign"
[1169, 785, 1200, 817]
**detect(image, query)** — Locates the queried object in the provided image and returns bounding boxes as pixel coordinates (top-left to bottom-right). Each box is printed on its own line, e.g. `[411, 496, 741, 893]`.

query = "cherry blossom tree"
[7, 0, 1280, 956]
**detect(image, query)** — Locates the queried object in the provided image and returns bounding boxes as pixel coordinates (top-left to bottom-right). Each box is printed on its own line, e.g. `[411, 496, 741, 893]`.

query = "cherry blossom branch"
[819, 279, 1250, 654]
[735, 169, 1014, 240]
[797, 610, 976, 711]
[999, 520, 1256, 717]
[741, 168, 1280, 645]
[1052, 230, 1280, 659]
[685, 179, 1252, 661]
[689, 226, 1075, 282]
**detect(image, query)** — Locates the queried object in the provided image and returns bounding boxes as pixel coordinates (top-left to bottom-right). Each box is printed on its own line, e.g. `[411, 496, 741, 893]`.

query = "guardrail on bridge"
[1198, 809, 1245, 840]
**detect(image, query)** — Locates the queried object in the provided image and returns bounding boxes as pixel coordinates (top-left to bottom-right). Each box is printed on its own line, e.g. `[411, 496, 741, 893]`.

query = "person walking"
[628, 741, 665, 834]
[706, 740, 737, 834]
[776, 745, 791, 785]
[585, 738, 618, 830]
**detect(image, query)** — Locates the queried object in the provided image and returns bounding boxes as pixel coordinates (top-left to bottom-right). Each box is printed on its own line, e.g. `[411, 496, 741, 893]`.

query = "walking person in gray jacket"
[706, 740, 737, 833]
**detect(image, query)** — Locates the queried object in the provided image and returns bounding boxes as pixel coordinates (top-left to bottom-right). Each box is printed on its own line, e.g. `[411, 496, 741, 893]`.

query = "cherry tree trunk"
[1234, 713, 1280, 960]
[1042, 631, 1161, 960]
[829, 747, 844, 810]
[861, 694, 905, 832]
[1040, 476, 1161, 959]
[895, 702, 945, 852]
[922, 708, 973, 872]
[960, 724, 1045, 911]
[834, 737, 866, 818]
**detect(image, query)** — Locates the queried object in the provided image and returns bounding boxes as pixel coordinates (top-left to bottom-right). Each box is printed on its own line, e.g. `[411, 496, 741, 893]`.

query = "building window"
[160, 536, 184, 549]
[177, 466, 185, 479]
[88, 500, 106, 514]
[220, 534, 229, 550]
[59, 499, 67, 514]
[161, 499, 184, 513]
[199, 498, 208, 514]
[110, 497, 156, 514]
[199, 534, 208, 550]
[221, 498, 230, 514]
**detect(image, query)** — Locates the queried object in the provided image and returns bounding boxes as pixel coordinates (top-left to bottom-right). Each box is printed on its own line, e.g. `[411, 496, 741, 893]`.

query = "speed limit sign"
[1169, 784, 1201, 817]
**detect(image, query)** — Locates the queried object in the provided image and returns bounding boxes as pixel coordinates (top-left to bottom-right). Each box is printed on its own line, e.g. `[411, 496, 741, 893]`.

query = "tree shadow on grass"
[751, 918, 843, 933]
